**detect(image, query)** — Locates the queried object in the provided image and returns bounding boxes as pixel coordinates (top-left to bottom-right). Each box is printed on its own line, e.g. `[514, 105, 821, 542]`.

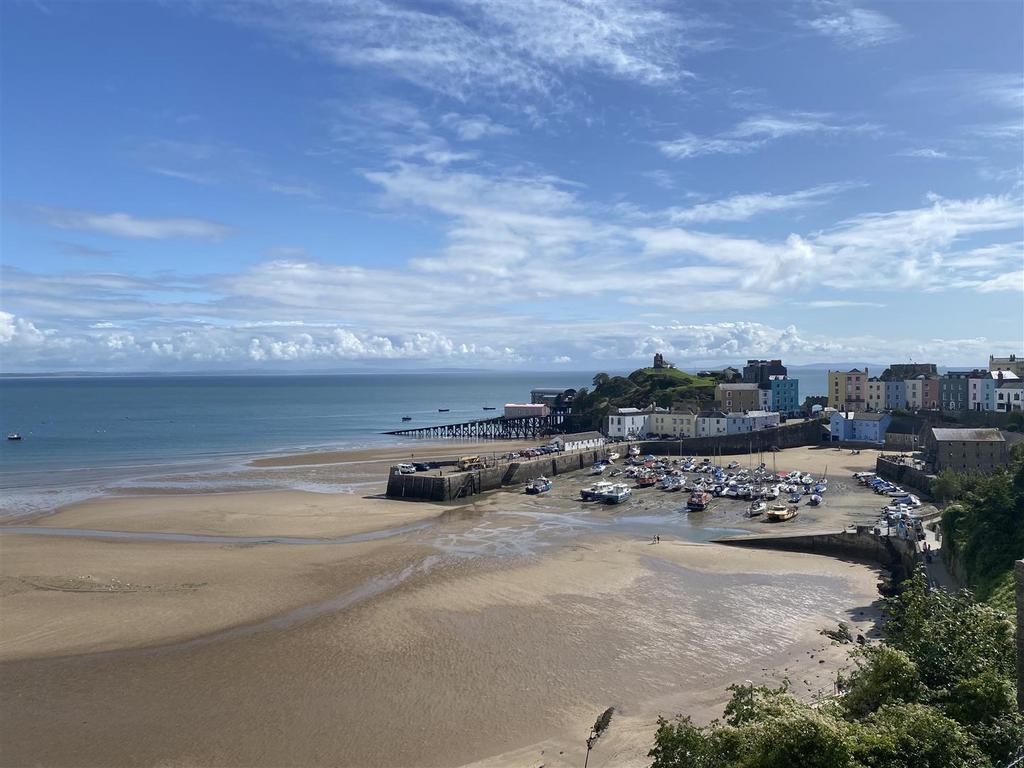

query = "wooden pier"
[384, 413, 569, 440]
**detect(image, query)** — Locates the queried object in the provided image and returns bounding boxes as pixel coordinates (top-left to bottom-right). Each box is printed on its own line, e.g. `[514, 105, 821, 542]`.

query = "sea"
[0, 369, 830, 518]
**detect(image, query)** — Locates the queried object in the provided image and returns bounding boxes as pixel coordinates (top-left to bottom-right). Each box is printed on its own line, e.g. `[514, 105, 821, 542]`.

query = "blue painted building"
[829, 411, 893, 443]
[769, 375, 800, 415]
[884, 380, 905, 410]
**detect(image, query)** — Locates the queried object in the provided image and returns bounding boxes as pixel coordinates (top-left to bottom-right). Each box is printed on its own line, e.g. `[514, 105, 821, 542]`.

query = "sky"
[1, 0, 1022, 373]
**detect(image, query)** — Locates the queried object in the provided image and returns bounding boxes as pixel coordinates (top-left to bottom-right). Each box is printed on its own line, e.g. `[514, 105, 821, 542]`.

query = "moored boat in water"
[525, 476, 552, 494]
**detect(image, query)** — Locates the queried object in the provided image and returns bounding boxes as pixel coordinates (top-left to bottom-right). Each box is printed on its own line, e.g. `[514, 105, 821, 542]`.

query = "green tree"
[592, 372, 610, 388]
[930, 469, 963, 502]
[883, 572, 1016, 690]
[849, 704, 989, 768]
[839, 646, 923, 718]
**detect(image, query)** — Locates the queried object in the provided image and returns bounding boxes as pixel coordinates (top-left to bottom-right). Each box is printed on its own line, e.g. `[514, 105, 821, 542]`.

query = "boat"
[590, 462, 607, 475]
[525, 477, 552, 494]
[661, 475, 684, 492]
[401, 416, 412, 422]
[581, 481, 613, 501]
[808, 494, 822, 506]
[765, 504, 798, 523]
[686, 490, 711, 512]
[788, 492, 802, 504]
[601, 483, 632, 504]
[607, 452, 620, 461]
[636, 474, 657, 488]
[482, 406, 496, 410]
[438, 408, 450, 412]
[6, 433, 22, 441]
[748, 500, 767, 517]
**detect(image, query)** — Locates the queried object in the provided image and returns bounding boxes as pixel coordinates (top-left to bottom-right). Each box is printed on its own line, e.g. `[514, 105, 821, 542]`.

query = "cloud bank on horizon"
[1, 0, 1022, 371]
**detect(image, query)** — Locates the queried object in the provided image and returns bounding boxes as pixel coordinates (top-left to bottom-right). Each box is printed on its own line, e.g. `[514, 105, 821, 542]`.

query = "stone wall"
[633, 418, 825, 457]
[716, 527, 919, 581]
[875, 456, 934, 496]
[386, 447, 607, 501]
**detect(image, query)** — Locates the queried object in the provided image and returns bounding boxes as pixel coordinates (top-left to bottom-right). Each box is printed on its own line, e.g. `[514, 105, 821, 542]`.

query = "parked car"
[397, 463, 416, 474]
[413, 462, 433, 472]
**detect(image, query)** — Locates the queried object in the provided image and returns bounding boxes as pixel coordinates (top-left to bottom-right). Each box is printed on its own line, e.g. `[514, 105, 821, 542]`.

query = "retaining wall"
[715, 527, 919, 581]
[634, 419, 825, 457]
[386, 447, 607, 501]
[876, 457, 934, 496]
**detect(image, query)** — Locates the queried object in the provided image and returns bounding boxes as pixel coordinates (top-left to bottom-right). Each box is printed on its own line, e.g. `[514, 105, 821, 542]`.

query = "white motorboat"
[601, 483, 632, 504]
[765, 504, 798, 523]
[525, 477, 552, 494]
[581, 481, 613, 501]
[748, 500, 767, 517]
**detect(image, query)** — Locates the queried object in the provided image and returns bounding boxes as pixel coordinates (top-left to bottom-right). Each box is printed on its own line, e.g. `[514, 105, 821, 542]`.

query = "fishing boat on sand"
[580, 481, 613, 501]
[765, 504, 798, 523]
[686, 490, 711, 512]
[600, 483, 632, 504]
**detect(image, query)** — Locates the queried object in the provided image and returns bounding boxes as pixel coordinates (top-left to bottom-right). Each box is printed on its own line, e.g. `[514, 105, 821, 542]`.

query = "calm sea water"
[0, 372, 590, 517]
[0, 369, 829, 518]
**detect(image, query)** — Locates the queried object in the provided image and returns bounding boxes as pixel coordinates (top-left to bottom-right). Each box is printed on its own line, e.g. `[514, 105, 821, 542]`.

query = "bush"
[649, 568, 1021, 767]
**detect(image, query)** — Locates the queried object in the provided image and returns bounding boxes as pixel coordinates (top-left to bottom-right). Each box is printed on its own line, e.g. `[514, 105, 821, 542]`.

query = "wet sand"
[0, 444, 888, 767]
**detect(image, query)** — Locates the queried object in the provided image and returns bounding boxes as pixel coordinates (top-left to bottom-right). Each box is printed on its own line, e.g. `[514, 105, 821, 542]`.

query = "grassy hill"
[565, 367, 718, 431]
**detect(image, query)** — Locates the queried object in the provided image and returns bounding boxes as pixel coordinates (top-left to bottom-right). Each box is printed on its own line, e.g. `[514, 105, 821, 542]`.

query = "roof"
[832, 411, 888, 422]
[699, 410, 729, 418]
[998, 380, 1024, 389]
[929, 427, 1005, 443]
[558, 431, 604, 442]
[717, 382, 759, 390]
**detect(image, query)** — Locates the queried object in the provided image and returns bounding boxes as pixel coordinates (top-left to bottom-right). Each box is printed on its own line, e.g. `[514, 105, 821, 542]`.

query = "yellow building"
[828, 368, 868, 410]
[647, 410, 698, 438]
[715, 383, 760, 412]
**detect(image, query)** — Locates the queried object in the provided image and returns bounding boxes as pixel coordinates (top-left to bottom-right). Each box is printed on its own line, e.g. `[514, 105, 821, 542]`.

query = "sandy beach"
[0, 442, 888, 767]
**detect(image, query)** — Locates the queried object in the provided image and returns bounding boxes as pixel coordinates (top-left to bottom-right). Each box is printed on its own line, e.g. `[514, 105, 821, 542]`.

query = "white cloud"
[441, 113, 514, 141]
[896, 148, 948, 159]
[669, 182, 857, 223]
[900, 71, 1024, 112]
[658, 113, 878, 159]
[801, 4, 902, 48]
[552, 355, 572, 364]
[807, 300, 885, 308]
[225, 0, 711, 100]
[39, 206, 232, 240]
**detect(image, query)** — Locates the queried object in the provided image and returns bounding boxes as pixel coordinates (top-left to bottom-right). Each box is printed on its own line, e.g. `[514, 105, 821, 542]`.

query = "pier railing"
[384, 413, 576, 440]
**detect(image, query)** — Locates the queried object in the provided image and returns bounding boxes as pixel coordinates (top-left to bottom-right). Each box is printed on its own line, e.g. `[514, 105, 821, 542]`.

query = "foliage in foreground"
[939, 443, 1024, 610]
[649, 573, 1023, 768]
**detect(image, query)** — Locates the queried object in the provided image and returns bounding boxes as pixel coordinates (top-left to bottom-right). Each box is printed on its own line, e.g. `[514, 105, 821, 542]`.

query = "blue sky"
[1, 0, 1022, 372]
